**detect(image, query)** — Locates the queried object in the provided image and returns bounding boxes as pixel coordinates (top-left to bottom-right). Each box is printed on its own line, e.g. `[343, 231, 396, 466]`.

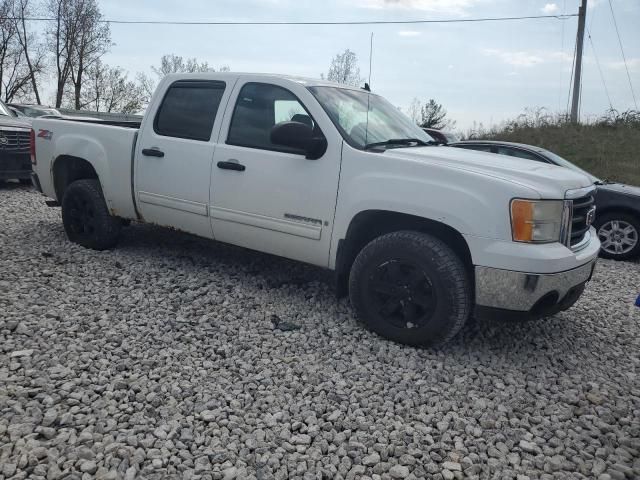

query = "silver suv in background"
[0, 99, 32, 184]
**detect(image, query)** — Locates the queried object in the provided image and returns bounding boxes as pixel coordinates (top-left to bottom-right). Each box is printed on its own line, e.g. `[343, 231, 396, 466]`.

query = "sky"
[44, 0, 640, 130]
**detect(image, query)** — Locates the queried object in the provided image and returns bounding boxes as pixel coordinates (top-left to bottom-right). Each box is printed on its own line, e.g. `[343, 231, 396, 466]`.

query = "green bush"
[465, 108, 640, 186]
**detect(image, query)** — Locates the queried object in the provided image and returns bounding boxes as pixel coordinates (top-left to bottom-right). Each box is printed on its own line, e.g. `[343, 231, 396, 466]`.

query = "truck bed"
[32, 117, 140, 220]
[53, 117, 141, 129]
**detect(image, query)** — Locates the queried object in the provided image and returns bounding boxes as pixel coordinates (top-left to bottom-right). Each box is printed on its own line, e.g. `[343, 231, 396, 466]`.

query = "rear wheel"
[19, 178, 31, 186]
[349, 231, 471, 347]
[62, 179, 121, 250]
[594, 212, 640, 260]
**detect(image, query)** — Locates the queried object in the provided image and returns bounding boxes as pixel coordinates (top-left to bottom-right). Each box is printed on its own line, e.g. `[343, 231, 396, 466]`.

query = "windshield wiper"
[364, 138, 432, 150]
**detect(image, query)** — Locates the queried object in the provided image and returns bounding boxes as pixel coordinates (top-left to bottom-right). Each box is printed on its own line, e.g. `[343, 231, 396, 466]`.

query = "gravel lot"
[1, 183, 639, 480]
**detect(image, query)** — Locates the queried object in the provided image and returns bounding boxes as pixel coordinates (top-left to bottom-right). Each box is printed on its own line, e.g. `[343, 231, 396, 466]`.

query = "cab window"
[227, 83, 317, 153]
[154, 80, 225, 141]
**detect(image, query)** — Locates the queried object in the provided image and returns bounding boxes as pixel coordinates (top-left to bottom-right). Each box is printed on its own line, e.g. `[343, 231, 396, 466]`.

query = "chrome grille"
[0, 129, 31, 153]
[570, 194, 595, 247]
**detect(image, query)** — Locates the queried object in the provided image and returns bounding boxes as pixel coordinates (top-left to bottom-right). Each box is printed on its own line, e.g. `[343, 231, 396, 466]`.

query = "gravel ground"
[1, 183, 639, 480]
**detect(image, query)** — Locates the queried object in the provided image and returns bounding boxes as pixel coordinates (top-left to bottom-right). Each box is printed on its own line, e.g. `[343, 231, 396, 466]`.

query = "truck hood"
[384, 145, 593, 198]
[0, 116, 31, 129]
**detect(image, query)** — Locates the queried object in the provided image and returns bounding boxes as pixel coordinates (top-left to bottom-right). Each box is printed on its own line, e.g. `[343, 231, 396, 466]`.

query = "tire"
[19, 178, 32, 186]
[61, 179, 121, 250]
[349, 231, 471, 347]
[594, 212, 640, 260]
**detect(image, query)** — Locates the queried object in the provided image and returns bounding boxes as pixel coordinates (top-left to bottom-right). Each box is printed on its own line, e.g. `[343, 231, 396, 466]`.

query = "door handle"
[142, 148, 164, 157]
[217, 160, 246, 172]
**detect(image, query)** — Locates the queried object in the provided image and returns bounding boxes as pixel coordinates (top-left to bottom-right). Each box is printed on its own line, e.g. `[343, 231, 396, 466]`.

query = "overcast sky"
[65, 0, 640, 130]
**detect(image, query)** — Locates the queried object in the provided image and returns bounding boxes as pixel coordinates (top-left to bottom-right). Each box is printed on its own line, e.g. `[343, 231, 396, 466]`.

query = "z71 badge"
[37, 129, 52, 140]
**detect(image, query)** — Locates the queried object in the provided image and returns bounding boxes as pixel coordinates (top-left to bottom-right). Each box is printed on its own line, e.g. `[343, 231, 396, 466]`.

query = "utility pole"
[570, 0, 587, 123]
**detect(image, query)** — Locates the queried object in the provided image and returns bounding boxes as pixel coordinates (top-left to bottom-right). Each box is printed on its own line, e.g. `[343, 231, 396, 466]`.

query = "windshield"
[309, 86, 433, 149]
[540, 148, 601, 184]
[0, 100, 11, 116]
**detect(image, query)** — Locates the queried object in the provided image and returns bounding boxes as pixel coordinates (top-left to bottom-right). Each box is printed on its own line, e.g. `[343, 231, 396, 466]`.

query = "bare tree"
[407, 97, 421, 124]
[323, 49, 363, 87]
[1, 46, 33, 102]
[420, 99, 456, 130]
[152, 54, 210, 77]
[73, 59, 144, 113]
[11, 0, 45, 103]
[138, 54, 229, 104]
[47, 0, 111, 109]
[136, 71, 155, 105]
[0, 0, 17, 100]
[47, 0, 75, 107]
[68, 0, 110, 109]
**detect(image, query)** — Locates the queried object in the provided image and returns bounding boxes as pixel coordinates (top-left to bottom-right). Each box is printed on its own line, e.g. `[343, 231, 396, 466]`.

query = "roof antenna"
[368, 31, 373, 89]
[363, 31, 373, 145]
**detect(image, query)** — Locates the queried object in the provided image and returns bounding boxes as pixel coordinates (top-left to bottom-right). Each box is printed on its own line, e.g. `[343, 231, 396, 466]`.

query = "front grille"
[570, 194, 595, 247]
[0, 129, 30, 153]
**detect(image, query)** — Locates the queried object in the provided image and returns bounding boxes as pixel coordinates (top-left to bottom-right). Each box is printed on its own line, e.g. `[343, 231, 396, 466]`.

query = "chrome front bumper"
[475, 259, 597, 314]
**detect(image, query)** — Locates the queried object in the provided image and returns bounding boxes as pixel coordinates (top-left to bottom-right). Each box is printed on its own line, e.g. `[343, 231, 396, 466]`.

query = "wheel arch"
[334, 209, 474, 297]
[594, 206, 640, 224]
[52, 155, 99, 202]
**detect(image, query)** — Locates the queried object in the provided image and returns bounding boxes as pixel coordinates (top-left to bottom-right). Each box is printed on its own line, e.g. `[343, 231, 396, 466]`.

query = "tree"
[0, 0, 45, 103]
[324, 49, 363, 87]
[419, 99, 456, 130]
[11, 0, 45, 104]
[151, 54, 210, 77]
[68, 0, 111, 110]
[138, 54, 229, 104]
[73, 59, 144, 113]
[407, 97, 421, 125]
[0, 0, 18, 100]
[46, 0, 111, 108]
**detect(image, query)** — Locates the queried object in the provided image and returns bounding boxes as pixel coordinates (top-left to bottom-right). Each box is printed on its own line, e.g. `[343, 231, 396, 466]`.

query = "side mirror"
[270, 121, 327, 160]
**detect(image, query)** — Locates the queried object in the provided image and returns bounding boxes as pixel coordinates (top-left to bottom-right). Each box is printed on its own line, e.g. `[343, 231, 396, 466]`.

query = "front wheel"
[349, 231, 471, 347]
[595, 212, 640, 260]
[62, 179, 121, 250]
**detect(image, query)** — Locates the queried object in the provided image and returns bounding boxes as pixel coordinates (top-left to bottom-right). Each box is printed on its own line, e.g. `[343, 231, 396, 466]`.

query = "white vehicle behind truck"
[30, 72, 600, 347]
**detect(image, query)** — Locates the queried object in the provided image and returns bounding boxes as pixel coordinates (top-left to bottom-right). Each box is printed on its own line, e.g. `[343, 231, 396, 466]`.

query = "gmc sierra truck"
[30, 73, 600, 347]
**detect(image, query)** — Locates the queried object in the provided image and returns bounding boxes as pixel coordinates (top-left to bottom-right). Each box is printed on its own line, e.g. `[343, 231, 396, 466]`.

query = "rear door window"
[154, 80, 225, 141]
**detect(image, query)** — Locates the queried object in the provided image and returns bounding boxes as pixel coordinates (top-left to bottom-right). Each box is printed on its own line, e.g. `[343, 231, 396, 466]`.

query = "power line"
[587, 28, 613, 111]
[0, 13, 578, 26]
[607, 0, 638, 109]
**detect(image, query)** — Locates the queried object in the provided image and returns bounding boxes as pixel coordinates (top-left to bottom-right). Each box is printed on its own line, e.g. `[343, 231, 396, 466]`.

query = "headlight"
[510, 199, 571, 244]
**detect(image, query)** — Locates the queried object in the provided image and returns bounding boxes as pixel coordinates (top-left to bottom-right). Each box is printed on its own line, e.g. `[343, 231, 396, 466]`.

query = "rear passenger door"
[135, 79, 233, 239]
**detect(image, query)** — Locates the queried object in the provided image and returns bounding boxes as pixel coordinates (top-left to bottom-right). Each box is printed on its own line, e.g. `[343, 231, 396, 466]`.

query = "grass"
[465, 108, 640, 186]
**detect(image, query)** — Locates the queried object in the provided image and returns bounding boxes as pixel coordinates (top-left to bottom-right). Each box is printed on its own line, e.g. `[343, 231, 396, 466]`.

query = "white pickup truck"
[31, 72, 600, 347]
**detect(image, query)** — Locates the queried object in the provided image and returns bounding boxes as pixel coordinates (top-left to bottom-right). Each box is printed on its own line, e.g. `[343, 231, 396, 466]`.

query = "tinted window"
[154, 80, 225, 141]
[227, 83, 315, 152]
[497, 146, 545, 162]
[458, 144, 493, 153]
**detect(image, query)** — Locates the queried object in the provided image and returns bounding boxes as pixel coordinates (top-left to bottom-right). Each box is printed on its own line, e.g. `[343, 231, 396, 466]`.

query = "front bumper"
[0, 151, 31, 180]
[474, 258, 597, 320]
